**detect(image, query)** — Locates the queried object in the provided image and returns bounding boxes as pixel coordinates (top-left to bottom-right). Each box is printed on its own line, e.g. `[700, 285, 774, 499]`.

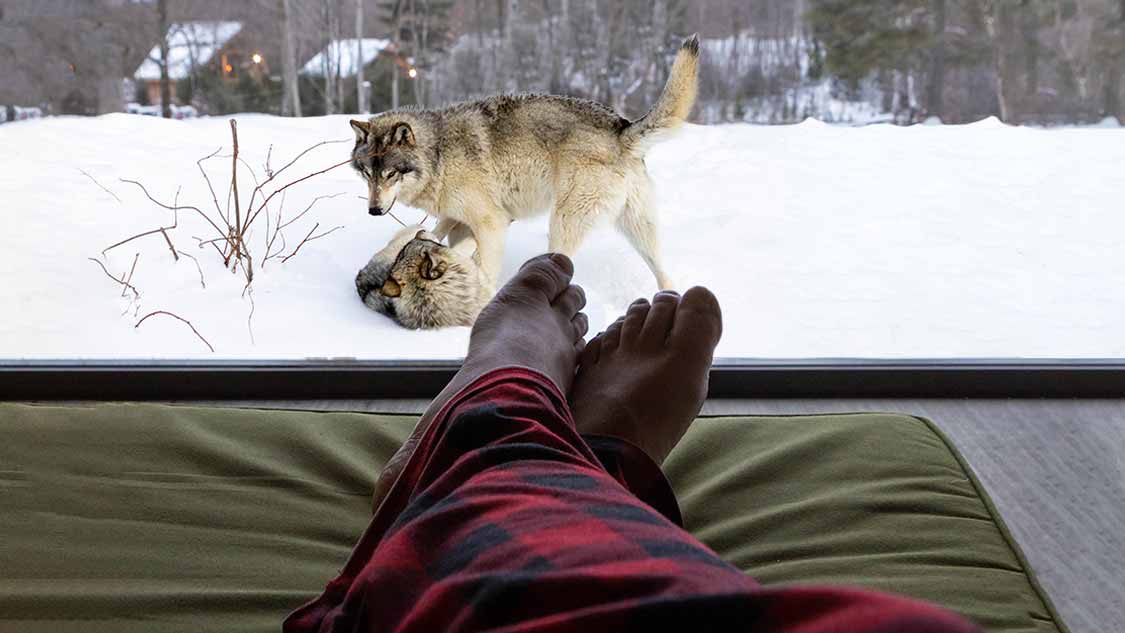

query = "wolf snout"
[369, 206, 385, 216]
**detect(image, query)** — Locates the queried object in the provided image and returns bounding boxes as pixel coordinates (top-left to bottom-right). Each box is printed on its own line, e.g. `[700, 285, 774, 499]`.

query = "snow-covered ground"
[1, 114, 1122, 359]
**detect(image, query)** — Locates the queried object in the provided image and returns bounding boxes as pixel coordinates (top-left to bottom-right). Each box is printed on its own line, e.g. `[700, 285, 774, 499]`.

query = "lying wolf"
[355, 224, 490, 329]
[349, 34, 701, 293]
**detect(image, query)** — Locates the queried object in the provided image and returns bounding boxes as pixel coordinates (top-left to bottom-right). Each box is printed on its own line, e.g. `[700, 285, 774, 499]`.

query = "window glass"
[1, 1, 1121, 359]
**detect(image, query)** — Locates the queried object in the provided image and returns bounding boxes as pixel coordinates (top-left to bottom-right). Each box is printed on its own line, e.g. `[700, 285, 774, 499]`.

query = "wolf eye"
[382, 169, 397, 180]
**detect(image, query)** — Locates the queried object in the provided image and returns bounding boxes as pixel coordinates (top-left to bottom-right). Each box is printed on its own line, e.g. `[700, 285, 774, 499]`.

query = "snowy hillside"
[0, 114, 1122, 359]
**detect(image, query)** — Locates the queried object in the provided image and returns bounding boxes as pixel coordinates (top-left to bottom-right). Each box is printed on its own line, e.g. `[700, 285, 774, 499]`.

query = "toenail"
[631, 298, 650, 306]
[549, 253, 572, 270]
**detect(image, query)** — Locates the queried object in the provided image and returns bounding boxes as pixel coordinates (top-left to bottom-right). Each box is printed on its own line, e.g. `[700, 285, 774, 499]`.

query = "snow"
[1, 114, 1122, 360]
[135, 22, 243, 81]
[301, 39, 393, 78]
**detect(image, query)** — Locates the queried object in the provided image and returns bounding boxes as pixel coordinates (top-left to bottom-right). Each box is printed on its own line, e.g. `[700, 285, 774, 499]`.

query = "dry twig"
[88, 256, 139, 300]
[177, 250, 206, 289]
[78, 168, 123, 203]
[135, 310, 215, 352]
[113, 179, 231, 254]
[281, 223, 346, 263]
[196, 147, 227, 226]
[264, 144, 274, 178]
[241, 152, 359, 232]
[121, 253, 139, 298]
[245, 287, 256, 345]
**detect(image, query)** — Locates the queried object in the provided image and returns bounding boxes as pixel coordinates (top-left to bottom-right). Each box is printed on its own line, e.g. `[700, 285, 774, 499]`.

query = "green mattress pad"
[0, 403, 1066, 633]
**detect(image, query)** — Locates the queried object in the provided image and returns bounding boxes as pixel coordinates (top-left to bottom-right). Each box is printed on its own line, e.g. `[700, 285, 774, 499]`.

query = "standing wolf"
[350, 34, 700, 292]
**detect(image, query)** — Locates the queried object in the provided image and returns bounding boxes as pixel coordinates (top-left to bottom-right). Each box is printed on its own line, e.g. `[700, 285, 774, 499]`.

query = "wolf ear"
[350, 119, 370, 143]
[379, 277, 401, 298]
[418, 252, 447, 280]
[392, 122, 415, 146]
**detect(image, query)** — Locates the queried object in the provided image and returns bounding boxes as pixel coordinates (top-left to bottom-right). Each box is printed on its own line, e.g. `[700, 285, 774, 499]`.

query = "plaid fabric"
[285, 367, 978, 633]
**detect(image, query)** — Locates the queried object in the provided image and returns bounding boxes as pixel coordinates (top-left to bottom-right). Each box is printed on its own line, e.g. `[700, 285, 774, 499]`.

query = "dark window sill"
[2, 359, 1123, 399]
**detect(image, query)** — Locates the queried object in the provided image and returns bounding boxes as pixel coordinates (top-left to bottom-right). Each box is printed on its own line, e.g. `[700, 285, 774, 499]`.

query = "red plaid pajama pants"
[285, 367, 977, 633]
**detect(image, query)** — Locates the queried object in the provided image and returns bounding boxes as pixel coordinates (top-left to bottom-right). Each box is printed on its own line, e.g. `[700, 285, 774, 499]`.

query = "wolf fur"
[355, 225, 489, 329]
[349, 34, 701, 293]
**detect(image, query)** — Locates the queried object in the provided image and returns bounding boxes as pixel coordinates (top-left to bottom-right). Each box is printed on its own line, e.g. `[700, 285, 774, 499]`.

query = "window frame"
[2, 358, 1122, 399]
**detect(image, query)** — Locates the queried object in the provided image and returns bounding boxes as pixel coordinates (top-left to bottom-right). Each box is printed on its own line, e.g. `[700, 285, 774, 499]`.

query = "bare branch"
[118, 179, 229, 244]
[103, 226, 172, 254]
[245, 287, 256, 345]
[229, 120, 247, 275]
[193, 235, 228, 259]
[159, 229, 179, 260]
[263, 189, 288, 266]
[78, 168, 122, 203]
[237, 156, 265, 227]
[135, 310, 215, 353]
[176, 249, 206, 289]
[195, 147, 229, 227]
[121, 253, 139, 298]
[278, 192, 347, 231]
[158, 187, 182, 261]
[242, 153, 359, 231]
[231, 120, 241, 232]
[88, 257, 139, 300]
[270, 138, 351, 182]
[387, 210, 409, 228]
[281, 223, 345, 263]
[264, 144, 274, 178]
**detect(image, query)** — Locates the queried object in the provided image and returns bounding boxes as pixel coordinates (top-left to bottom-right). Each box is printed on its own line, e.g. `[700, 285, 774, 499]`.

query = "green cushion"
[664, 415, 1067, 633]
[0, 404, 1065, 633]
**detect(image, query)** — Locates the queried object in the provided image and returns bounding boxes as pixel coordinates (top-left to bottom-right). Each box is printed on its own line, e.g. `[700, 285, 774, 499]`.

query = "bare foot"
[459, 253, 588, 393]
[570, 287, 722, 465]
[371, 253, 588, 512]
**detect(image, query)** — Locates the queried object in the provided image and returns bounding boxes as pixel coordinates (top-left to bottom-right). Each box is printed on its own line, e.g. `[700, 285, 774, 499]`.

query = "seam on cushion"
[908, 413, 1072, 633]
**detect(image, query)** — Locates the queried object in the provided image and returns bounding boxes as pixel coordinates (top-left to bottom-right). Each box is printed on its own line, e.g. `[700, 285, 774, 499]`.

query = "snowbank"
[0, 114, 1121, 359]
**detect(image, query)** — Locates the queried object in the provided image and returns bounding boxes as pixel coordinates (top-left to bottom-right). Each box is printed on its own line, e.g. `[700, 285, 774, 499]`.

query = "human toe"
[671, 286, 723, 350]
[510, 253, 575, 302]
[639, 290, 680, 346]
[580, 333, 603, 366]
[619, 298, 651, 345]
[553, 284, 587, 318]
[600, 318, 625, 353]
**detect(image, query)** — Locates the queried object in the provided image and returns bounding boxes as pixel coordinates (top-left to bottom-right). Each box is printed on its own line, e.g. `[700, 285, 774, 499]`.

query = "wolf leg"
[432, 217, 458, 241]
[468, 217, 507, 292]
[617, 181, 675, 290]
[549, 185, 626, 257]
[446, 222, 476, 254]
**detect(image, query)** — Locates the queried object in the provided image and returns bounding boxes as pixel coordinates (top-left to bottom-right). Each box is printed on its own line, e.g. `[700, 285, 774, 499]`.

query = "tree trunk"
[356, 0, 366, 114]
[926, 0, 946, 119]
[983, 4, 1012, 122]
[648, 0, 668, 106]
[96, 76, 125, 115]
[391, 6, 401, 109]
[280, 0, 302, 116]
[1108, 0, 1125, 119]
[551, 0, 569, 93]
[410, 0, 424, 107]
[157, 0, 171, 118]
[323, 0, 339, 115]
[501, 0, 518, 92]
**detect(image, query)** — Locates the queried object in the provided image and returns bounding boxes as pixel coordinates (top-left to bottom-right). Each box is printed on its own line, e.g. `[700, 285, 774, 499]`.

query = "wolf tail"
[621, 34, 700, 157]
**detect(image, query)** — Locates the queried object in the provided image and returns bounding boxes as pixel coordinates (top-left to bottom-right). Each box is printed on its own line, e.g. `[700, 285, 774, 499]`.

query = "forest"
[1, 0, 1123, 125]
